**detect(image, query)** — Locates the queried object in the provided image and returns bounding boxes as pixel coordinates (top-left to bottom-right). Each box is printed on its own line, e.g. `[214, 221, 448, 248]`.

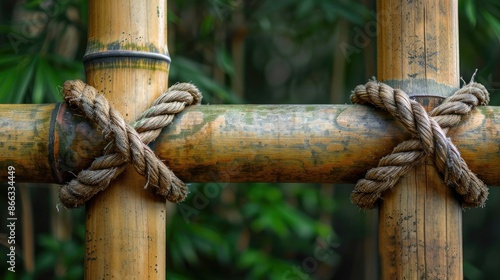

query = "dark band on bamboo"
[83, 50, 171, 63]
[48, 103, 62, 183]
[49, 103, 108, 184]
[383, 78, 457, 99]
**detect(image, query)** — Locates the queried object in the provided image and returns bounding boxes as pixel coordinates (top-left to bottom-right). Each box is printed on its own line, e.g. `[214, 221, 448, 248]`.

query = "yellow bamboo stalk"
[83, 0, 168, 278]
[377, 0, 462, 278]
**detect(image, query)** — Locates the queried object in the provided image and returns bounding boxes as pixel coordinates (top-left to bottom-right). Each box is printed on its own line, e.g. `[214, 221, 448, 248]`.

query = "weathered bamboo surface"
[377, 0, 462, 278]
[0, 103, 499, 185]
[82, 0, 168, 278]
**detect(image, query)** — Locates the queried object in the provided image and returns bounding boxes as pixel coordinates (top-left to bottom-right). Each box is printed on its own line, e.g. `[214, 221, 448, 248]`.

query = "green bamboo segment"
[0, 103, 499, 185]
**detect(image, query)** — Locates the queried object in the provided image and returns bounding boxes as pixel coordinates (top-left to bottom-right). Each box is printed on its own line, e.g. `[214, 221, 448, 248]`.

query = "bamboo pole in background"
[83, 0, 169, 278]
[377, 0, 462, 278]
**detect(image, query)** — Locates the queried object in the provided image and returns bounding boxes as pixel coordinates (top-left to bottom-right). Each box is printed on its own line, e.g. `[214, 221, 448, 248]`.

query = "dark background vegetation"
[0, 0, 499, 279]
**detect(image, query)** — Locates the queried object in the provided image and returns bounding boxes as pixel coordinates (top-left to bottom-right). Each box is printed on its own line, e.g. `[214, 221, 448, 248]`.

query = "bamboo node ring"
[59, 80, 202, 208]
[350, 78, 490, 209]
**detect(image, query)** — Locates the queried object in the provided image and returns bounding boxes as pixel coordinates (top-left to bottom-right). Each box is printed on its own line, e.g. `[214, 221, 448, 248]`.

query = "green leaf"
[35, 252, 57, 273]
[32, 57, 45, 103]
[41, 58, 67, 102]
[0, 70, 18, 103]
[277, 205, 314, 238]
[238, 250, 262, 268]
[464, 0, 477, 26]
[66, 265, 84, 280]
[38, 235, 61, 252]
[216, 48, 234, 76]
[250, 205, 290, 237]
[13, 55, 38, 103]
[200, 15, 214, 36]
[247, 184, 282, 202]
[296, 1, 314, 19]
[0, 55, 22, 66]
[483, 11, 500, 42]
[464, 261, 483, 279]
[170, 56, 241, 103]
[176, 234, 199, 264]
[242, 202, 260, 217]
[167, 10, 180, 24]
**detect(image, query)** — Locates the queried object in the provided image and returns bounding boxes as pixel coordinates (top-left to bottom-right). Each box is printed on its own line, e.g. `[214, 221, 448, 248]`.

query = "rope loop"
[59, 80, 202, 208]
[350, 79, 489, 209]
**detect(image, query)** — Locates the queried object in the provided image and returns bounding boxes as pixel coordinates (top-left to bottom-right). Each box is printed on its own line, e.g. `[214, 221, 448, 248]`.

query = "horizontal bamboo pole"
[0, 103, 499, 185]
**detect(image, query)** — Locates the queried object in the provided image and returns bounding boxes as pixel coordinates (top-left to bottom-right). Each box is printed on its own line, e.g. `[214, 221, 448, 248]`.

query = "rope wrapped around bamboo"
[350, 79, 490, 209]
[59, 80, 202, 208]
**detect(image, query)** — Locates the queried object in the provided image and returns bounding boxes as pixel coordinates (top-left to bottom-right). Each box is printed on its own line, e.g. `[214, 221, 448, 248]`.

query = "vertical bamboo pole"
[84, 0, 169, 278]
[377, 0, 461, 278]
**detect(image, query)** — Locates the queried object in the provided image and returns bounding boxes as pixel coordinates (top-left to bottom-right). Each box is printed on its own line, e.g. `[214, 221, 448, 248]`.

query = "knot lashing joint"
[350, 80, 490, 209]
[59, 80, 202, 208]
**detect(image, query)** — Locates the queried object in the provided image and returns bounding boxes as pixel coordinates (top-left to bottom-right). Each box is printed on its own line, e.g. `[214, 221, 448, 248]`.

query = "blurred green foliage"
[0, 0, 86, 104]
[0, 0, 499, 279]
[168, 183, 340, 280]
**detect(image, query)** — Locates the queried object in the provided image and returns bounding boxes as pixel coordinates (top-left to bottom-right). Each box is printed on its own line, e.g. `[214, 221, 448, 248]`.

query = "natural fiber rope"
[350, 79, 490, 209]
[59, 80, 202, 208]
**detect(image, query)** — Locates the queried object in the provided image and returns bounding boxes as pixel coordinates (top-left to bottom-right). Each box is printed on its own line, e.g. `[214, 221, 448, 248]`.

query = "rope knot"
[350, 80, 490, 209]
[59, 80, 202, 208]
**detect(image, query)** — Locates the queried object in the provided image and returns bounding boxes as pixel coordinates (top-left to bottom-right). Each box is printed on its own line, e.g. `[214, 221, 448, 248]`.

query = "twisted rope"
[350, 80, 490, 209]
[59, 80, 202, 208]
